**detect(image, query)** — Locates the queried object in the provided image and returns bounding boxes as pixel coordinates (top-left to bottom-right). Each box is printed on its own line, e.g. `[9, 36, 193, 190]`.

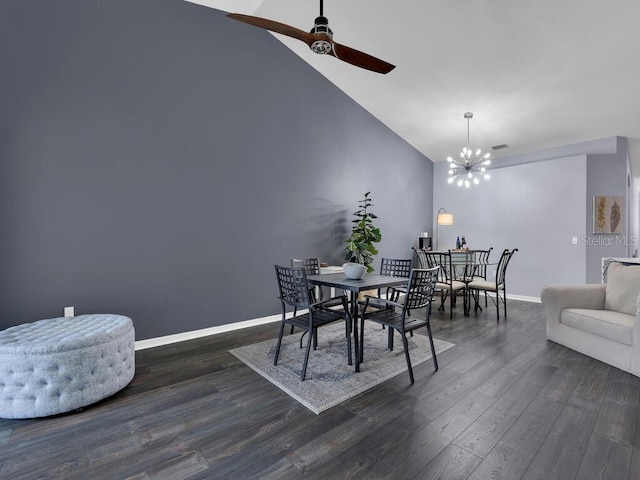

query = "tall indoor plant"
[344, 192, 382, 272]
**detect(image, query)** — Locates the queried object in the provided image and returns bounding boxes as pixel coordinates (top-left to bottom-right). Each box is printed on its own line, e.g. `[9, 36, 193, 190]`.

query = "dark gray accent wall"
[0, 1, 433, 339]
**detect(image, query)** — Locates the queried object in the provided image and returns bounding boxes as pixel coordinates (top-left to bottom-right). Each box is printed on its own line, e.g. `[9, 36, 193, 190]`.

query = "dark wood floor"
[1, 299, 639, 479]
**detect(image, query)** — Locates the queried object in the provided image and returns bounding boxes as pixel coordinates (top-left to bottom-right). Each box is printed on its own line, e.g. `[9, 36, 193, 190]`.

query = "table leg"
[350, 291, 360, 373]
[346, 314, 353, 366]
[464, 286, 470, 316]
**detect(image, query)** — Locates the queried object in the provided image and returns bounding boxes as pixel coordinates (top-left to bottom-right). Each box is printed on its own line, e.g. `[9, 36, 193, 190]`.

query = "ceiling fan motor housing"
[310, 16, 333, 54]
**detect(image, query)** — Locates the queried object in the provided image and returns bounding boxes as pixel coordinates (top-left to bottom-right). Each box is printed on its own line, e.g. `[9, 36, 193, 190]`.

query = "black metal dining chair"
[274, 265, 353, 381]
[412, 246, 429, 269]
[290, 258, 343, 334]
[467, 248, 493, 308]
[375, 257, 413, 304]
[424, 251, 466, 319]
[359, 267, 440, 384]
[467, 248, 518, 321]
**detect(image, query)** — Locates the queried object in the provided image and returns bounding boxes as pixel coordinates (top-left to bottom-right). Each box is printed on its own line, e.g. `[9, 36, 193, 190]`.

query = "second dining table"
[306, 272, 408, 372]
[432, 250, 498, 315]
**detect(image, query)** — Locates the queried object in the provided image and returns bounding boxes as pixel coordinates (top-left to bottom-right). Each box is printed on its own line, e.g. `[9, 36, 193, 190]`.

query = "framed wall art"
[593, 195, 624, 234]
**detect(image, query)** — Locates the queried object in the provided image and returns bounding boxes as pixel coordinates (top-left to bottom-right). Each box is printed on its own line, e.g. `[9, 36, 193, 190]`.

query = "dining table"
[306, 272, 409, 372]
[436, 251, 498, 315]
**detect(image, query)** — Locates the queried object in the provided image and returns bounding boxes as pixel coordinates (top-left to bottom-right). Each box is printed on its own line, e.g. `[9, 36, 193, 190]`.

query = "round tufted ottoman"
[0, 314, 135, 419]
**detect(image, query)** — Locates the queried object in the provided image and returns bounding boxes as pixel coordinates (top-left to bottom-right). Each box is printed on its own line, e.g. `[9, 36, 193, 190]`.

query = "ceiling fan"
[227, 0, 395, 74]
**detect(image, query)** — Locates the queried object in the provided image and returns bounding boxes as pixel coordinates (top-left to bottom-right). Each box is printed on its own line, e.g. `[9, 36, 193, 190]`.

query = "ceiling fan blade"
[331, 42, 395, 74]
[227, 13, 314, 46]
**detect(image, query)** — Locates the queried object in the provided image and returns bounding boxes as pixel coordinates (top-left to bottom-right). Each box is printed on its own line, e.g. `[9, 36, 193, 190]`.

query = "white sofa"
[541, 262, 640, 376]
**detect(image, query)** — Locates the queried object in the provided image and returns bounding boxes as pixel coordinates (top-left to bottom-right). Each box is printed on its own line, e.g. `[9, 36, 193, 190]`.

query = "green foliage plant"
[344, 192, 382, 273]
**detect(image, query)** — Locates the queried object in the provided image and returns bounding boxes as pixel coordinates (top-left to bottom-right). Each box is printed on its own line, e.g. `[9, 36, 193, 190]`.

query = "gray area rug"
[229, 322, 455, 414]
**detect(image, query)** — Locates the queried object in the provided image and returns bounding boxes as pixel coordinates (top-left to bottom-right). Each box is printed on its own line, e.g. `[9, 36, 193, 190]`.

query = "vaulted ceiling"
[188, 0, 640, 171]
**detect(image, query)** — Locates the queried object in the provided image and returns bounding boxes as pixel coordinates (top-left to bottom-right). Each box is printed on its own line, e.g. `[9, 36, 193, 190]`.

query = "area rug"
[229, 323, 455, 414]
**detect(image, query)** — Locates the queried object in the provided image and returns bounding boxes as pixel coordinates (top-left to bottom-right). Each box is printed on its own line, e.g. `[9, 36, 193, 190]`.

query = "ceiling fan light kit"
[447, 112, 491, 188]
[227, 0, 395, 74]
[310, 16, 332, 54]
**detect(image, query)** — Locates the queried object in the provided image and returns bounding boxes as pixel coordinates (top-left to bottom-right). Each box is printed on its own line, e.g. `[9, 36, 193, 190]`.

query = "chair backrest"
[424, 251, 453, 285]
[275, 265, 312, 308]
[469, 248, 493, 279]
[291, 258, 321, 275]
[496, 248, 518, 286]
[402, 267, 440, 312]
[380, 257, 413, 278]
[412, 246, 429, 269]
[449, 249, 473, 280]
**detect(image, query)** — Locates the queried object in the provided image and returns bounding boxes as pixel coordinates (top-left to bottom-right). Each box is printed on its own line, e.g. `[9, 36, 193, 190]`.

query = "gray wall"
[434, 156, 587, 298]
[585, 137, 631, 282]
[0, 1, 433, 339]
[434, 137, 629, 297]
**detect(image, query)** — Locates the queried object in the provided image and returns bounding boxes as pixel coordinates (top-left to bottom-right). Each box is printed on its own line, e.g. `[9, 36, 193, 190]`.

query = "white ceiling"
[187, 0, 640, 171]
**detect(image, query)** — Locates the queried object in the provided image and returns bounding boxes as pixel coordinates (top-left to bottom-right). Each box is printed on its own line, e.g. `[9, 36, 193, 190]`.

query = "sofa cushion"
[561, 308, 634, 345]
[605, 262, 640, 316]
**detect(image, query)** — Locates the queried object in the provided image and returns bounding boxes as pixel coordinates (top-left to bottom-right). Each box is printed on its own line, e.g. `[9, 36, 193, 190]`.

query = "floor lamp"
[436, 207, 454, 251]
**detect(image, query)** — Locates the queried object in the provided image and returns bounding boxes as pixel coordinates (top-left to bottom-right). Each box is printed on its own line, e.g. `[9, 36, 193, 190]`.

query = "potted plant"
[344, 192, 382, 273]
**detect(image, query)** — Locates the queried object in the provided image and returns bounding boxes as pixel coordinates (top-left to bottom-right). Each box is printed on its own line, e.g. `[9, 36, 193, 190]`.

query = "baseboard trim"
[134, 313, 282, 351]
[508, 294, 541, 303]
[135, 292, 541, 351]
[480, 292, 541, 303]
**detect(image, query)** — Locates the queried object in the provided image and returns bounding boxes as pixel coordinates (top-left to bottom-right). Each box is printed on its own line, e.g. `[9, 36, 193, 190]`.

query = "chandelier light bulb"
[446, 112, 492, 188]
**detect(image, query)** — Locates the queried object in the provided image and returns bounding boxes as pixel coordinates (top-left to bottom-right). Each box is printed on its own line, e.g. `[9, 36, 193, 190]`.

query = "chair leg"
[503, 291, 507, 319]
[401, 333, 414, 384]
[343, 319, 353, 366]
[439, 291, 447, 311]
[359, 316, 366, 364]
[425, 319, 439, 371]
[290, 307, 297, 334]
[388, 327, 394, 351]
[463, 288, 468, 316]
[274, 321, 286, 366]
[449, 289, 453, 319]
[313, 328, 318, 350]
[301, 328, 313, 381]
[496, 292, 500, 322]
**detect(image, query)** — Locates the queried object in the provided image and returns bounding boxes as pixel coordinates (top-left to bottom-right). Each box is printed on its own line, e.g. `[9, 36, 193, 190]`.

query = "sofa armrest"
[541, 284, 606, 326]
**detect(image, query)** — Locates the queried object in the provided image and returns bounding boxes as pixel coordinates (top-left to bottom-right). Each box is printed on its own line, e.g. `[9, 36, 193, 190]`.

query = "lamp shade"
[437, 212, 454, 225]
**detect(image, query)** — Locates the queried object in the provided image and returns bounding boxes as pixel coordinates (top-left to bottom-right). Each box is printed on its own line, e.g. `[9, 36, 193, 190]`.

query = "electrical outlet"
[64, 306, 75, 317]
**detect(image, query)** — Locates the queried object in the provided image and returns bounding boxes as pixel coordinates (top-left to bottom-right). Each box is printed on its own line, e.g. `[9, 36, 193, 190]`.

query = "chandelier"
[447, 112, 491, 188]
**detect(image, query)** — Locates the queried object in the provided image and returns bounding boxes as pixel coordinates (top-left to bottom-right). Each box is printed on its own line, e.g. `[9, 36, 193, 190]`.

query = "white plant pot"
[343, 263, 367, 280]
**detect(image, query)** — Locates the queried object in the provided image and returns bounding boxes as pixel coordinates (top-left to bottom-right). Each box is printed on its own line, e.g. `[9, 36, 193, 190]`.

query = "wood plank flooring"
[1, 299, 639, 479]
